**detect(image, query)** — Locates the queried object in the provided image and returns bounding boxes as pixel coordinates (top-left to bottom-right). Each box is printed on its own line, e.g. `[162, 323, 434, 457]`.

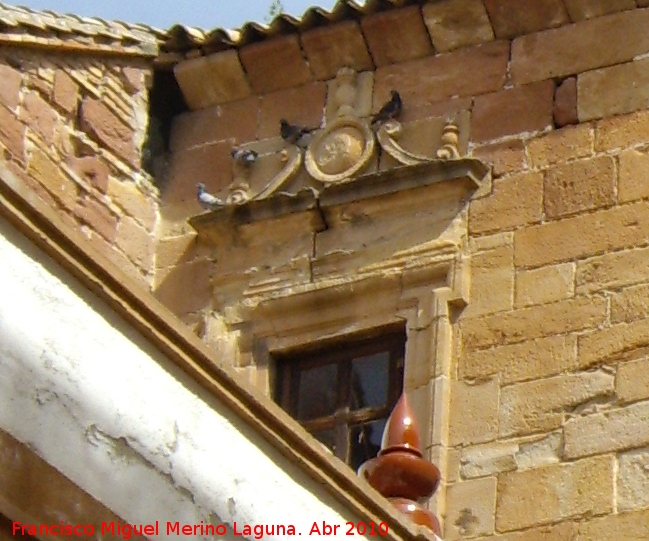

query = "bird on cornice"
[280, 118, 311, 146]
[196, 183, 224, 210]
[231, 147, 259, 166]
[371, 90, 402, 127]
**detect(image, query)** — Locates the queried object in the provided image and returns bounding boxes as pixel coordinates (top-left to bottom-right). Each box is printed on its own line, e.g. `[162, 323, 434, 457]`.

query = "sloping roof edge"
[162, 0, 424, 55]
[0, 166, 438, 541]
[0, 1, 424, 59]
[0, 2, 163, 57]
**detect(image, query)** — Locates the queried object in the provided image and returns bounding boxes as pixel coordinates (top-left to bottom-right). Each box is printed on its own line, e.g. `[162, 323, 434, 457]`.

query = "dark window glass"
[297, 363, 338, 421]
[273, 327, 405, 469]
[350, 418, 386, 471]
[351, 351, 389, 409]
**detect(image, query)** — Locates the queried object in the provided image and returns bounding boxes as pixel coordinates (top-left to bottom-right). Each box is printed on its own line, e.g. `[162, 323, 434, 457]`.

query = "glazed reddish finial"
[358, 393, 441, 536]
[380, 393, 422, 456]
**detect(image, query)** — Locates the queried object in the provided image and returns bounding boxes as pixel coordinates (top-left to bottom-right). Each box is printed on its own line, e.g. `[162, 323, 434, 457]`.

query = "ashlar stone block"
[499, 369, 614, 437]
[445, 476, 497, 540]
[618, 448, 649, 512]
[496, 455, 613, 531]
[564, 400, 649, 458]
[422, 0, 494, 52]
[449, 378, 499, 446]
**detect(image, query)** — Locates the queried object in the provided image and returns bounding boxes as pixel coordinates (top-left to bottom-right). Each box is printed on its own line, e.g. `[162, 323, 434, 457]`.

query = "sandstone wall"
[450, 97, 649, 534]
[163, 2, 649, 539]
[0, 47, 157, 286]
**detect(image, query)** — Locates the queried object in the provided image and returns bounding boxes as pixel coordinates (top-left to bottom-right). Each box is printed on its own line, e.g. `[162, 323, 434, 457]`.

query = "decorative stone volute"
[358, 393, 442, 536]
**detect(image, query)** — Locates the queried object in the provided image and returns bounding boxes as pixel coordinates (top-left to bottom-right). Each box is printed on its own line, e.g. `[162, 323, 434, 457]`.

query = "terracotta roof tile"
[0, 1, 427, 60]
[0, 2, 163, 56]
[162, 1, 426, 56]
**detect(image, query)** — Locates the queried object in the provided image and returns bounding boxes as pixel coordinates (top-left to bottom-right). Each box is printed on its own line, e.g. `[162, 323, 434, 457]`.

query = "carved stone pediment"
[197, 68, 474, 210]
[218, 118, 465, 205]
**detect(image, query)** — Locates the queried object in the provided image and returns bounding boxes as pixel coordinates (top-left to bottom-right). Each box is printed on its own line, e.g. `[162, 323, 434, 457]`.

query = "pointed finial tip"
[380, 392, 422, 456]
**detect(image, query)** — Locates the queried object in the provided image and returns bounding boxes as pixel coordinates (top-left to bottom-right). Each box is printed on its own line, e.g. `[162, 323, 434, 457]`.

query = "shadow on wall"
[143, 68, 216, 328]
[152, 233, 216, 328]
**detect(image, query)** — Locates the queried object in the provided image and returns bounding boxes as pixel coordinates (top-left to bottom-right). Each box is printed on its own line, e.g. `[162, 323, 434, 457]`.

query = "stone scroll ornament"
[377, 119, 461, 165]
[225, 145, 303, 205]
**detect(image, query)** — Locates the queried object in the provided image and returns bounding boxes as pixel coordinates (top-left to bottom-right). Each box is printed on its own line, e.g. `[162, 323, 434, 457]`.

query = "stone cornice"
[0, 33, 158, 57]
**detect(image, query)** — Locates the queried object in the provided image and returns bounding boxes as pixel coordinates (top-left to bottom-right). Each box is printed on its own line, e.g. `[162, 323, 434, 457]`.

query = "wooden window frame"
[274, 327, 405, 466]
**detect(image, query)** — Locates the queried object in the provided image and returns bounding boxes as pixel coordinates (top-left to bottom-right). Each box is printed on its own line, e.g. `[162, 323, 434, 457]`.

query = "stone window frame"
[195, 152, 489, 524]
[232, 250, 469, 518]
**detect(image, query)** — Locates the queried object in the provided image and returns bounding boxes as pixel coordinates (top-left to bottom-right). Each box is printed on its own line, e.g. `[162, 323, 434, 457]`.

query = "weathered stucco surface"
[0, 214, 377, 540]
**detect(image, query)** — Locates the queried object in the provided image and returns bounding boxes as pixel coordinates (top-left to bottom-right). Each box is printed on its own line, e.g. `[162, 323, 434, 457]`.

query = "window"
[273, 327, 405, 471]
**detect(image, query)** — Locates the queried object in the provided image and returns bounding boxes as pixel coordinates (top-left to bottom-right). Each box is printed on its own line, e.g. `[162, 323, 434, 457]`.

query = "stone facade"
[5, 1, 649, 540]
[164, 3, 649, 539]
[0, 46, 157, 287]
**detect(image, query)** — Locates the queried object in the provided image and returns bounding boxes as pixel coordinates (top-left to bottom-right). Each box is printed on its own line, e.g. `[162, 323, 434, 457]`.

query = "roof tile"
[0, 2, 161, 56]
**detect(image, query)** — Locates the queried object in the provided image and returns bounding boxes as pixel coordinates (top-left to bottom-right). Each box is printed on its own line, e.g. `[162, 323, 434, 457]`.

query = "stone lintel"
[190, 157, 489, 239]
[188, 188, 324, 242]
[318, 158, 489, 207]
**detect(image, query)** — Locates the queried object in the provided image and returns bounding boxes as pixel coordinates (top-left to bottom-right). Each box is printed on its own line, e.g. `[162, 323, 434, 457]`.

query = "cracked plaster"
[0, 214, 377, 541]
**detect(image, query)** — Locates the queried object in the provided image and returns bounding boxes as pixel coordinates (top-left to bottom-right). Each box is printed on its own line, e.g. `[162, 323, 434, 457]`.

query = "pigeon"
[280, 119, 311, 145]
[371, 90, 402, 126]
[231, 148, 258, 166]
[197, 183, 224, 210]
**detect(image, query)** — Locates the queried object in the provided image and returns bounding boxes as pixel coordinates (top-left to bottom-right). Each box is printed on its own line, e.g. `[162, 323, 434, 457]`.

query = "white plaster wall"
[0, 215, 376, 541]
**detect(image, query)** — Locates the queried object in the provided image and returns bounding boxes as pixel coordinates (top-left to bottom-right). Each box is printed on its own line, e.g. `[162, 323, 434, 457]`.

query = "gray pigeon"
[231, 148, 258, 166]
[197, 183, 224, 210]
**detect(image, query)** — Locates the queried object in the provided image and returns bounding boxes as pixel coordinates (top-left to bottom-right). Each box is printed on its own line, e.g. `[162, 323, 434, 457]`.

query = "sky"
[10, 0, 342, 30]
